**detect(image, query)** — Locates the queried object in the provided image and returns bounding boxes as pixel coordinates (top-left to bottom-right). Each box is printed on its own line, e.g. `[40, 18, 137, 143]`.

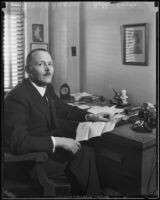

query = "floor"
[102, 187, 123, 197]
[102, 187, 158, 198]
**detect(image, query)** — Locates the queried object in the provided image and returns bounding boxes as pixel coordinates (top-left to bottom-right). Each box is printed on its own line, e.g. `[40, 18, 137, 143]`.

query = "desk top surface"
[67, 98, 157, 149]
[105, 124, 156, 149]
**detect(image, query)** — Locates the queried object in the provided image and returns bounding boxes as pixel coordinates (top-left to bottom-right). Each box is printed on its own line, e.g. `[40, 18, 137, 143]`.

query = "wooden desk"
[96, 124, 157, 196]
[67, 98, 157, 195]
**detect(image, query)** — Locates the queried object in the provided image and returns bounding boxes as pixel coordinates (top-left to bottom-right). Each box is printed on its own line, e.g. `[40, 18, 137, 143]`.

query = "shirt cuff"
[85, 114, 89, 121]
[51, 136, 56, 152]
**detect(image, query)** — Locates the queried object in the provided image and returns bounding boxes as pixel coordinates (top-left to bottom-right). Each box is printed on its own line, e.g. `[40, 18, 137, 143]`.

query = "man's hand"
[86, 112, 114, 122]
[54, 137, 81, 154]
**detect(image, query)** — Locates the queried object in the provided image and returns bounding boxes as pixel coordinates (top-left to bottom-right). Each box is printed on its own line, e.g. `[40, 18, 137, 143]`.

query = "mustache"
[43, 72, 51, 76]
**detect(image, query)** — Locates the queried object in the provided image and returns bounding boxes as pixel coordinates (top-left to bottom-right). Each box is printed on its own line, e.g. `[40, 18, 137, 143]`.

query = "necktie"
[44, 90, 56, 129]
[43, 92, 48, 105]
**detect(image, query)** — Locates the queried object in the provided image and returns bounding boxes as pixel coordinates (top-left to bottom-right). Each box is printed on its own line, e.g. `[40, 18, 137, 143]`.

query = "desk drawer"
[96, 136, 156, 195]
[97, 155, 140, 195]
[96, 127, 156, 195]
[97, 140, 142, 181]
[96, 140, 142, 195]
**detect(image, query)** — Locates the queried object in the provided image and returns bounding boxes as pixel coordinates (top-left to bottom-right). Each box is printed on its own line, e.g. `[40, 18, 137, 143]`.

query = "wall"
[25, 2, 49, 58]
[25, 2, 157, 106]
[80, 2, 156, 106]
[49, 2, 80, 95]
[25, 2, 80, 95]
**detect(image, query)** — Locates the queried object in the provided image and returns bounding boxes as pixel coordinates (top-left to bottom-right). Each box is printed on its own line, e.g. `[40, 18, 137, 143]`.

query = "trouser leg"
[30, 145, 101, 197]
[68, 145, 102, 196]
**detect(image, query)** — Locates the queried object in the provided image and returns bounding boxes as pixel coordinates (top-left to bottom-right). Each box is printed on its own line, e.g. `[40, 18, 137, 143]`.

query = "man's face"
[28, 51, 54, 86]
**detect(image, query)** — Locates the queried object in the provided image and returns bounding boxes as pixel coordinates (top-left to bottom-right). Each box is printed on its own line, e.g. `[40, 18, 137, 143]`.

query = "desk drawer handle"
[100, 151, 123, 163]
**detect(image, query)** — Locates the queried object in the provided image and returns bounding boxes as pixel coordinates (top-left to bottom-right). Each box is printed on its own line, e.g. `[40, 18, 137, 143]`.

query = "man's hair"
[26, 48, 48, 66]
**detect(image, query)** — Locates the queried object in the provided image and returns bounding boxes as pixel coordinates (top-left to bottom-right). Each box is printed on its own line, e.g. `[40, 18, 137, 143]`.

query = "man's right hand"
[54, 137, 81, 154]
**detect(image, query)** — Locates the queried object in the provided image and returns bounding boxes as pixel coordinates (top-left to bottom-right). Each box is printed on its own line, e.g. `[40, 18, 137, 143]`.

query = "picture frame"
[32, 24, 44, 42]
[122, 23, 149, 66]
[30, 43, 48, 51]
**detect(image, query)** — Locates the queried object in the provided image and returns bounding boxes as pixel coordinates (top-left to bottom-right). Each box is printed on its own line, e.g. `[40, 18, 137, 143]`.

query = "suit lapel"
[24, 79, 51, 126]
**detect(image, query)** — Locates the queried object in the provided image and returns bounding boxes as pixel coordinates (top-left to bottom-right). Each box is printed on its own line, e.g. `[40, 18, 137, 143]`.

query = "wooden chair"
[3, 152, 71, 198]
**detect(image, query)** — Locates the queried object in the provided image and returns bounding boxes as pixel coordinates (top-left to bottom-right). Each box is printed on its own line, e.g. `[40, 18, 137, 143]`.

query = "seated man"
[4, 49, 113, 197]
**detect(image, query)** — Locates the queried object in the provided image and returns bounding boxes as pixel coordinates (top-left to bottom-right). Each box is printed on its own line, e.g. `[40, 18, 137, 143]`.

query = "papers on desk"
[88, 105, 124, 115]
[76, 120, 116, 141]
[76, 105, 126, 141]
[71, 92, 98, 101]
[69, 101, 126, 141]
[88, 105, 125, 121]
[71, 92, 93, 98]
[68, 92, 99, 109]
[76, 113, 125, 142]
[67, 103, 91, 109]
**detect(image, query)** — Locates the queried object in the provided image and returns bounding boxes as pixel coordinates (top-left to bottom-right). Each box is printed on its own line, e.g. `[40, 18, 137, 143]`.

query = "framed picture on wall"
[30, 43, 48, 51]
[122, 23, 149, 66]
[32, 24, 44, 42]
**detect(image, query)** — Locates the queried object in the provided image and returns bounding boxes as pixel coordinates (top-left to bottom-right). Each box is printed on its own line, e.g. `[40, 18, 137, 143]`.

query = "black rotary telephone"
[132, 102, 156, 133]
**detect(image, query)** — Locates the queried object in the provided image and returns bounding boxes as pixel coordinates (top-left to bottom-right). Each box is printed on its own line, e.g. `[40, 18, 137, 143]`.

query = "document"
[88, 105, 125, 122]
[76, 120, 116, 141]
[67, 103, 91, 109]
[71, 92, 99, 101]
[76, 105, 126, 141]
[88, 105, 124, 115]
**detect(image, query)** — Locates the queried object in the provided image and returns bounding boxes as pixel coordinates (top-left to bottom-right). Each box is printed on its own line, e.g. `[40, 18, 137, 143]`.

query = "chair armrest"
[4, 152, 48, 163]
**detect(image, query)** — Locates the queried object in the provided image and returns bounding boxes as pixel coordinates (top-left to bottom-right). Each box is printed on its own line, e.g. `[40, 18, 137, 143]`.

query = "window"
[3, 2, 25, 91]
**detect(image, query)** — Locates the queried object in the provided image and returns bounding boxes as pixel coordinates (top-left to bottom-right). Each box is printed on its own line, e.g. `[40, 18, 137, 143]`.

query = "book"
[76, 120, 116, 141]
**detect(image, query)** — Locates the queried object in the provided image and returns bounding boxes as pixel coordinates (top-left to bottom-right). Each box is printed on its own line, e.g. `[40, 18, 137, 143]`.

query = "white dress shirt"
[30, 80, 56, 152]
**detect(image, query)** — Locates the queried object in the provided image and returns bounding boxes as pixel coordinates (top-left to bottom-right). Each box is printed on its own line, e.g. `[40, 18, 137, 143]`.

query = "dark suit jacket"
[4, 79, 87, 155]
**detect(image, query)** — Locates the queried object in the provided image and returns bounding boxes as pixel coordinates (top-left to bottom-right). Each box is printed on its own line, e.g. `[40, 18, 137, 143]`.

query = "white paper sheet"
[76, 120, 116, 141]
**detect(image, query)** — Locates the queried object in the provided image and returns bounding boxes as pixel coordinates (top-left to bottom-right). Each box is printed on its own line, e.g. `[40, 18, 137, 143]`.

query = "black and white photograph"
[32, 24, 44, 42]
[2, 1, 159, 199]
[123, 23, 149, 65]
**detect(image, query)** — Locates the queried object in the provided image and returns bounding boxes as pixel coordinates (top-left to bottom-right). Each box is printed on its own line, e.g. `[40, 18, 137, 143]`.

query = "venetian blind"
[3, 2, 25, 91]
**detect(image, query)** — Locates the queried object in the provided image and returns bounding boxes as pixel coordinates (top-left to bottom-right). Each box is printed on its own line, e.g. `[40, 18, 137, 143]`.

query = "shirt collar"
[30, 80, 47, 97]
